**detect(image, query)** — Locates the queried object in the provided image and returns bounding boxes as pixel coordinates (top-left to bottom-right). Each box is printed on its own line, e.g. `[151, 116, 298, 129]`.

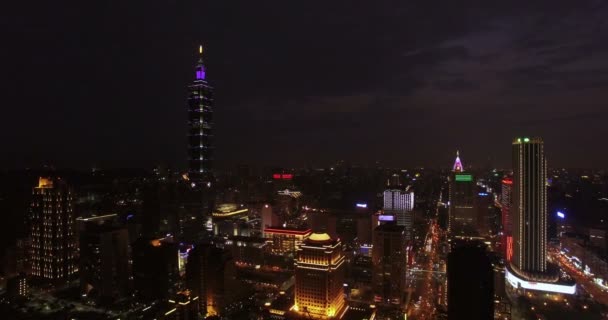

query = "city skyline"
[3, 2, 608, 319]
[4, 1, 608, 169]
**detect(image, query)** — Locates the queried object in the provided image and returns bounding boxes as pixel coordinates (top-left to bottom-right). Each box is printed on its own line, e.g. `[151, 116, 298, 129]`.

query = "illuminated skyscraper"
[505, 138, 576, 295]
[29, 177, 77, 284]
[383, 186, 414, 238]
[448, 151, 475, 234]
[453, 150, 463, 172]
[511, 137, 547, 275]
[188, 46, 214, 189]
[501, 177, 513, 261]
[294, 233, 345, 319]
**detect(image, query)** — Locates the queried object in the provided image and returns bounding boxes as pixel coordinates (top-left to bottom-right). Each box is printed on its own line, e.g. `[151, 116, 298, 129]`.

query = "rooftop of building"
[341, 306, 377, 320]
[212, 203, 249, 218]
[304, 232, 338, 246]
[512, 136, 543, 144]
[374, 222, 405, 233]
[264, 226, 312, 235]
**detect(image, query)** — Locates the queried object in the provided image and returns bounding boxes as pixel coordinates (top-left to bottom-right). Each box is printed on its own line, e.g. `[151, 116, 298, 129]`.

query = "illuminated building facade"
[264, 227, 312, 255]
[453, 150, 463, 172]
[294, 233, 345, 319]
[511, 137, 547, 275]
[29, 177, 77, 283]
[448, 152, 475, 234]
[188, 46, 214, 188]
[372, 223, 406, 305]
[501, 177, 513, 261]
[212, 203, 249, 236]
[505, 137, 576, 295]
[383, 186, 414, 237]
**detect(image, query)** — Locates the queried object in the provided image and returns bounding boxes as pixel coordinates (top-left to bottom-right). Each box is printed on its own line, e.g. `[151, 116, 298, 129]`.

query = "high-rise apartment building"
[186, 244, 238, 317]
[294, 233, 345, 318]
[383, 186, 414, 237]
[188, 46, 214, 188]
[372, 223, 407, 305]
[78, 214, 130, 302]
[501, 177, 513, 261]
[29, 177, 77, 284]
[511, 137, 547, 275]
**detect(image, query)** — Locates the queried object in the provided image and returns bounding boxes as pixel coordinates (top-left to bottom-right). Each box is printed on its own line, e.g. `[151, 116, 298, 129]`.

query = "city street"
[551, 249, 608, 305]
[407, 200, 444, 320]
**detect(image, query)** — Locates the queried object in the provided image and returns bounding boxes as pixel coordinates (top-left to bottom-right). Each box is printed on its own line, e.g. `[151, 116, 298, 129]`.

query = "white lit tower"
[511, 137, 547, 275]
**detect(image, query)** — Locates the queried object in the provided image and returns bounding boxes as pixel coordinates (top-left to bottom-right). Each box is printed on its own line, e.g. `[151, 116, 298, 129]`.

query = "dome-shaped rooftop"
[308, 233, 331, 242]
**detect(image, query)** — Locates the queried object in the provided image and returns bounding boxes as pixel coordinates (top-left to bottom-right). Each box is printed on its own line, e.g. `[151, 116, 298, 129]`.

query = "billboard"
[378, 215, 395, 221]
[455, 174, 473, 182]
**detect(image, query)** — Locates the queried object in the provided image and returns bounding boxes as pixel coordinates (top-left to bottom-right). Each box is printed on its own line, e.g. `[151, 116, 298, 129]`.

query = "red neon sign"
[502, 178, 513, 185]
[273, 173, 293, 180]
[506, 235, 513, 261]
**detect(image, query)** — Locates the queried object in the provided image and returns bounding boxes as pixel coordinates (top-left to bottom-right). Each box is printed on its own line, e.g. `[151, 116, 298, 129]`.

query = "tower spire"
[453, 150, 463, 172]
[195, 44, 206, 80]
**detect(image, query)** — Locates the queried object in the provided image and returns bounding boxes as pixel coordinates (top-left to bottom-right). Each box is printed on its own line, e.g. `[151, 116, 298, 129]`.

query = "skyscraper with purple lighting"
[188, 46, 214, 189]
[448, 151, 475, 235]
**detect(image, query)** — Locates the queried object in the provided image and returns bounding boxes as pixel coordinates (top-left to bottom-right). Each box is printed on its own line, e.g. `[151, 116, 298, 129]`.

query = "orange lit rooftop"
[36, 177, 53, 188]
[264, 227, 312, 236]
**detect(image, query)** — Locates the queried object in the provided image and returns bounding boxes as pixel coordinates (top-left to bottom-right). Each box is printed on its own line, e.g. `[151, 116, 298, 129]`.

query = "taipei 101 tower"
[187, 46, 214, 213]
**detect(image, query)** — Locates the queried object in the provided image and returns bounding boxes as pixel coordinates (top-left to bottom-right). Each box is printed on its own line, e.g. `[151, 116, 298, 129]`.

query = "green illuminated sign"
[455, 174, 473, 182]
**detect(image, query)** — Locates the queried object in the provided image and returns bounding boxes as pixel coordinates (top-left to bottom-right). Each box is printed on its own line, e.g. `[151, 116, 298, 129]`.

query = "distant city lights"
[356, 203, 368, 208]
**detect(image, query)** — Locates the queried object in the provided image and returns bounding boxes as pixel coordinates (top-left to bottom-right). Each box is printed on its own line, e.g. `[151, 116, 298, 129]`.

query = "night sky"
[3, 1, 608, 170]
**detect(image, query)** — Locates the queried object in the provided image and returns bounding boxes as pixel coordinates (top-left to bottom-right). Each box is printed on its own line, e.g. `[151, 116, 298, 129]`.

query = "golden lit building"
[264, 227, 311, 255]
[29, 177, 77, 283]
[294, 233, 346, 319]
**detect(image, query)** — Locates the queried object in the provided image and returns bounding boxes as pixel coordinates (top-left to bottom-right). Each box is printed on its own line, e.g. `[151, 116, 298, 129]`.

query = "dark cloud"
[2, 0, 608, 169]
